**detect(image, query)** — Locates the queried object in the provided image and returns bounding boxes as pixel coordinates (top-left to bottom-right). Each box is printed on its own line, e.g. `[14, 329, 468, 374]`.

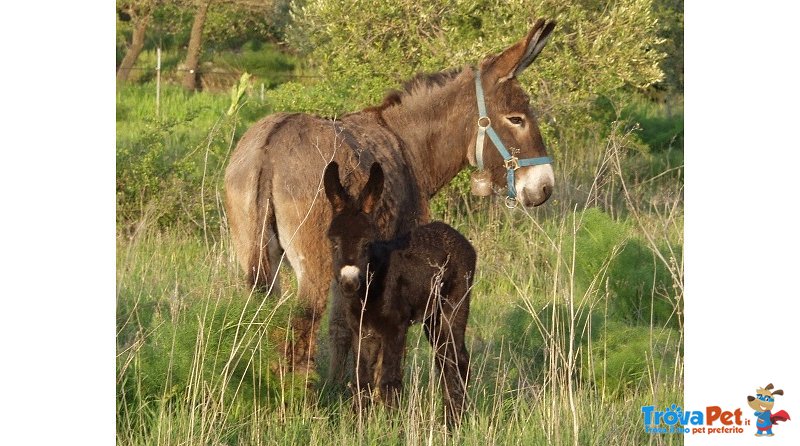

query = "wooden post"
[260, 82, 265, 103]
[156, 47, 162, 118]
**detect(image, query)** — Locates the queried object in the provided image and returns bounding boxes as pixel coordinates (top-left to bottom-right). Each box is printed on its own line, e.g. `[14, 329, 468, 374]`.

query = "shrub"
[116, 83, 271, 230]
[287, 0, 665, 143]
[568, 207, 680, 327]
[587, 321, 681, 395]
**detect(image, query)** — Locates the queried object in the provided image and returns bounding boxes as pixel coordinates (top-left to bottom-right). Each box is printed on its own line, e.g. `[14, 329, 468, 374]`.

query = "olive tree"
[273, 0, 665, 141]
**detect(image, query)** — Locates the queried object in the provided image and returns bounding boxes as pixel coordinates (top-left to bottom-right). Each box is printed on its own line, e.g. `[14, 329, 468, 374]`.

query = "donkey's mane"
[374, 68, 465, 110]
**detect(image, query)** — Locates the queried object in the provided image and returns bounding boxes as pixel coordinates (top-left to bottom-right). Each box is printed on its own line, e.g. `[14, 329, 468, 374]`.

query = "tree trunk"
[117, 14, 150, 83]
[182, 1, 211, 91]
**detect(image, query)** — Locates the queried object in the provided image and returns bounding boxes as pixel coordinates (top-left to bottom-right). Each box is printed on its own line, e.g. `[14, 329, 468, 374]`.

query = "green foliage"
[118, 293, 281, 409]
[623, 96, 684, 152]
[287, 0, 665, 133]
[569, 208, 679, 327]
[652, 0, 684, 92]
[430, 168, 473, 218]
[262, 0, 675, 184]
[116, 83, 271, 228]
[212, 43, 297, 88]
[117, 1, 292, 54]
[203, 3, 276, 51]
[228, 72, 252, 115]
[116, 234, 300, 426]
[262, 80, 353, 116]
[588, 322, 680, 395]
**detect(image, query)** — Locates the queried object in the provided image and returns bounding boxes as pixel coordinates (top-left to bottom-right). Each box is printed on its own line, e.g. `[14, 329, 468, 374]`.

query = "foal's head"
[323, 161, 384, 295]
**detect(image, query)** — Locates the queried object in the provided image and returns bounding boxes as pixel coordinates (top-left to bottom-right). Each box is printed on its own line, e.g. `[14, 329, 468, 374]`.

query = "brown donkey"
[323, 161, 475, 426]
[224, 19, 556, 376]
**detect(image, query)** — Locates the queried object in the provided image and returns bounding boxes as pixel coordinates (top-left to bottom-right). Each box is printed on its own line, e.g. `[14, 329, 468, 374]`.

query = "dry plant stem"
[354, 265, 372, 439]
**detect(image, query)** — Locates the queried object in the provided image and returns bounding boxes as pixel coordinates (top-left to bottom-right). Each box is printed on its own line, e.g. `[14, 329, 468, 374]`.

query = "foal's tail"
[224, 115, 287, 292]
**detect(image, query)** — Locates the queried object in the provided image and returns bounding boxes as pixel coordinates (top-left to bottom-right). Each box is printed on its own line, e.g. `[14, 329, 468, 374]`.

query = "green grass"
[121, 44, 297, 90]
[117, 200, 683, 444]
[115, 82, 274, 228]
[117, 82, 684, 445]
[211, 42, 298, 89]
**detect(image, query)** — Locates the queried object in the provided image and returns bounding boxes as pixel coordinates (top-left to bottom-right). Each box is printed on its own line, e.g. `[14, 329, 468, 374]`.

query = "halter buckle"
[478, 116, 491, 128]
[503, 156, 520, 171]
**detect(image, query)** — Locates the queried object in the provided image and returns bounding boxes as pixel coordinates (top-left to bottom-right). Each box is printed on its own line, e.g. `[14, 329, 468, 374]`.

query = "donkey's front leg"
[351, 331, 380, 412]
[378, 324, 408, 409]
[328, 279, 352, 385]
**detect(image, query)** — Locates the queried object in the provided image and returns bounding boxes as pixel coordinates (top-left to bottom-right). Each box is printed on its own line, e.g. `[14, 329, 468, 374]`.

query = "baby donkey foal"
[324, 161, 476, 426]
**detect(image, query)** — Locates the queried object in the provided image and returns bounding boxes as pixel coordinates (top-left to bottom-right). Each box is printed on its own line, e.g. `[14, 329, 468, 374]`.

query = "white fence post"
[156, 47, 162, 118]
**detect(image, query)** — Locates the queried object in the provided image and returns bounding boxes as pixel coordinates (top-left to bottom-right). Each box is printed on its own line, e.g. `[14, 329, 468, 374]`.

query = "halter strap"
[474, 69, 552, 200]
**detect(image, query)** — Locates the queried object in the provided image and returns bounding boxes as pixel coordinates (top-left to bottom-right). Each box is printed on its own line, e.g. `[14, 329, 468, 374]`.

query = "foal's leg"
[424, 292, 470, 427]
[377, 323, 408, 409]
[352, 332, 380, 412]
[328, 279, 353, 384]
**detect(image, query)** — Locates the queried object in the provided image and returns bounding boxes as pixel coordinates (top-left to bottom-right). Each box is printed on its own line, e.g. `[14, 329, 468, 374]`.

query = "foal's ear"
[323, 161, 348, 213]
[359, 162, 384, 214]
[481, 18, 555, 83]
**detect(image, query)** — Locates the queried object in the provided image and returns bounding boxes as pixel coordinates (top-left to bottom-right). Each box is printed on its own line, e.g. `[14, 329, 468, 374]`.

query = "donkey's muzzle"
[515, 164, 554, 207]
[340, 278, 361, 294]
[339, 265, 362, 294]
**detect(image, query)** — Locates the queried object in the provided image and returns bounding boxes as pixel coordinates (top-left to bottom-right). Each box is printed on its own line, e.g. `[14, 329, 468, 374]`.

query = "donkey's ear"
[359, 162, 384, 214]
[482, 18, 555, 83]
[323, 161, 348, 213]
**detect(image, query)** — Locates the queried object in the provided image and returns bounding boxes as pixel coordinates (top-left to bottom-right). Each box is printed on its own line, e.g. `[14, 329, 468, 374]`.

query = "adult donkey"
[224, 18, 556, 377]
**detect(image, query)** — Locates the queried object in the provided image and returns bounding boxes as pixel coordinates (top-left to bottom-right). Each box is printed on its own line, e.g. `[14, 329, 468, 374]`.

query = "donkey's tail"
[224, 114, 288, 292]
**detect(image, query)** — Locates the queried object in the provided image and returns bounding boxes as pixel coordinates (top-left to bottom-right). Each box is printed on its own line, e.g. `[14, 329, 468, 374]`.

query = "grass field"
[116, 83, 684, 445]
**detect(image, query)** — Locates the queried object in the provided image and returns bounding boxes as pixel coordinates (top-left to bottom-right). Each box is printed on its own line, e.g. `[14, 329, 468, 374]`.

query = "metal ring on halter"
[504, 196, 518, 209]
[503, 156, 520, 171]
[478, 116, 491, 128]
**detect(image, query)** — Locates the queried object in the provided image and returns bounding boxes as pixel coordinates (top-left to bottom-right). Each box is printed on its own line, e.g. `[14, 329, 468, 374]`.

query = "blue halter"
[474, 69, 552, 203]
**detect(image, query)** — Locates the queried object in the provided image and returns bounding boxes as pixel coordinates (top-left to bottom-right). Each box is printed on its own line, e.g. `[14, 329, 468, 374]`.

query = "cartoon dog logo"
[747, 383, 791, 437]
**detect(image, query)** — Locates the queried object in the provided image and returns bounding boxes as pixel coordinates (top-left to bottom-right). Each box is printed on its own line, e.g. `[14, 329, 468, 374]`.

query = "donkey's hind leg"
[225, 151, 282, 294]
[286, 257, 331, 375]
[274, 213, 333, 376]
[249, 203, 283, 294]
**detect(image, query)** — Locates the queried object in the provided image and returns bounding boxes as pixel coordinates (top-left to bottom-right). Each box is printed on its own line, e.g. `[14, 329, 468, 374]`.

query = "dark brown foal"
[324, 161, 476, 427]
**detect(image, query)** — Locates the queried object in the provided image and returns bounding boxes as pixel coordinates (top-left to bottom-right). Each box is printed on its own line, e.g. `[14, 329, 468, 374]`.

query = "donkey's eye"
[507, 116, 524, 126]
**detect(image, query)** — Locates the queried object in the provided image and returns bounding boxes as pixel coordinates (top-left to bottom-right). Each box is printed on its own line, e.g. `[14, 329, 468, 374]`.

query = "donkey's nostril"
[340, 277, 360, 294]
[542, 184, 552, 200]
